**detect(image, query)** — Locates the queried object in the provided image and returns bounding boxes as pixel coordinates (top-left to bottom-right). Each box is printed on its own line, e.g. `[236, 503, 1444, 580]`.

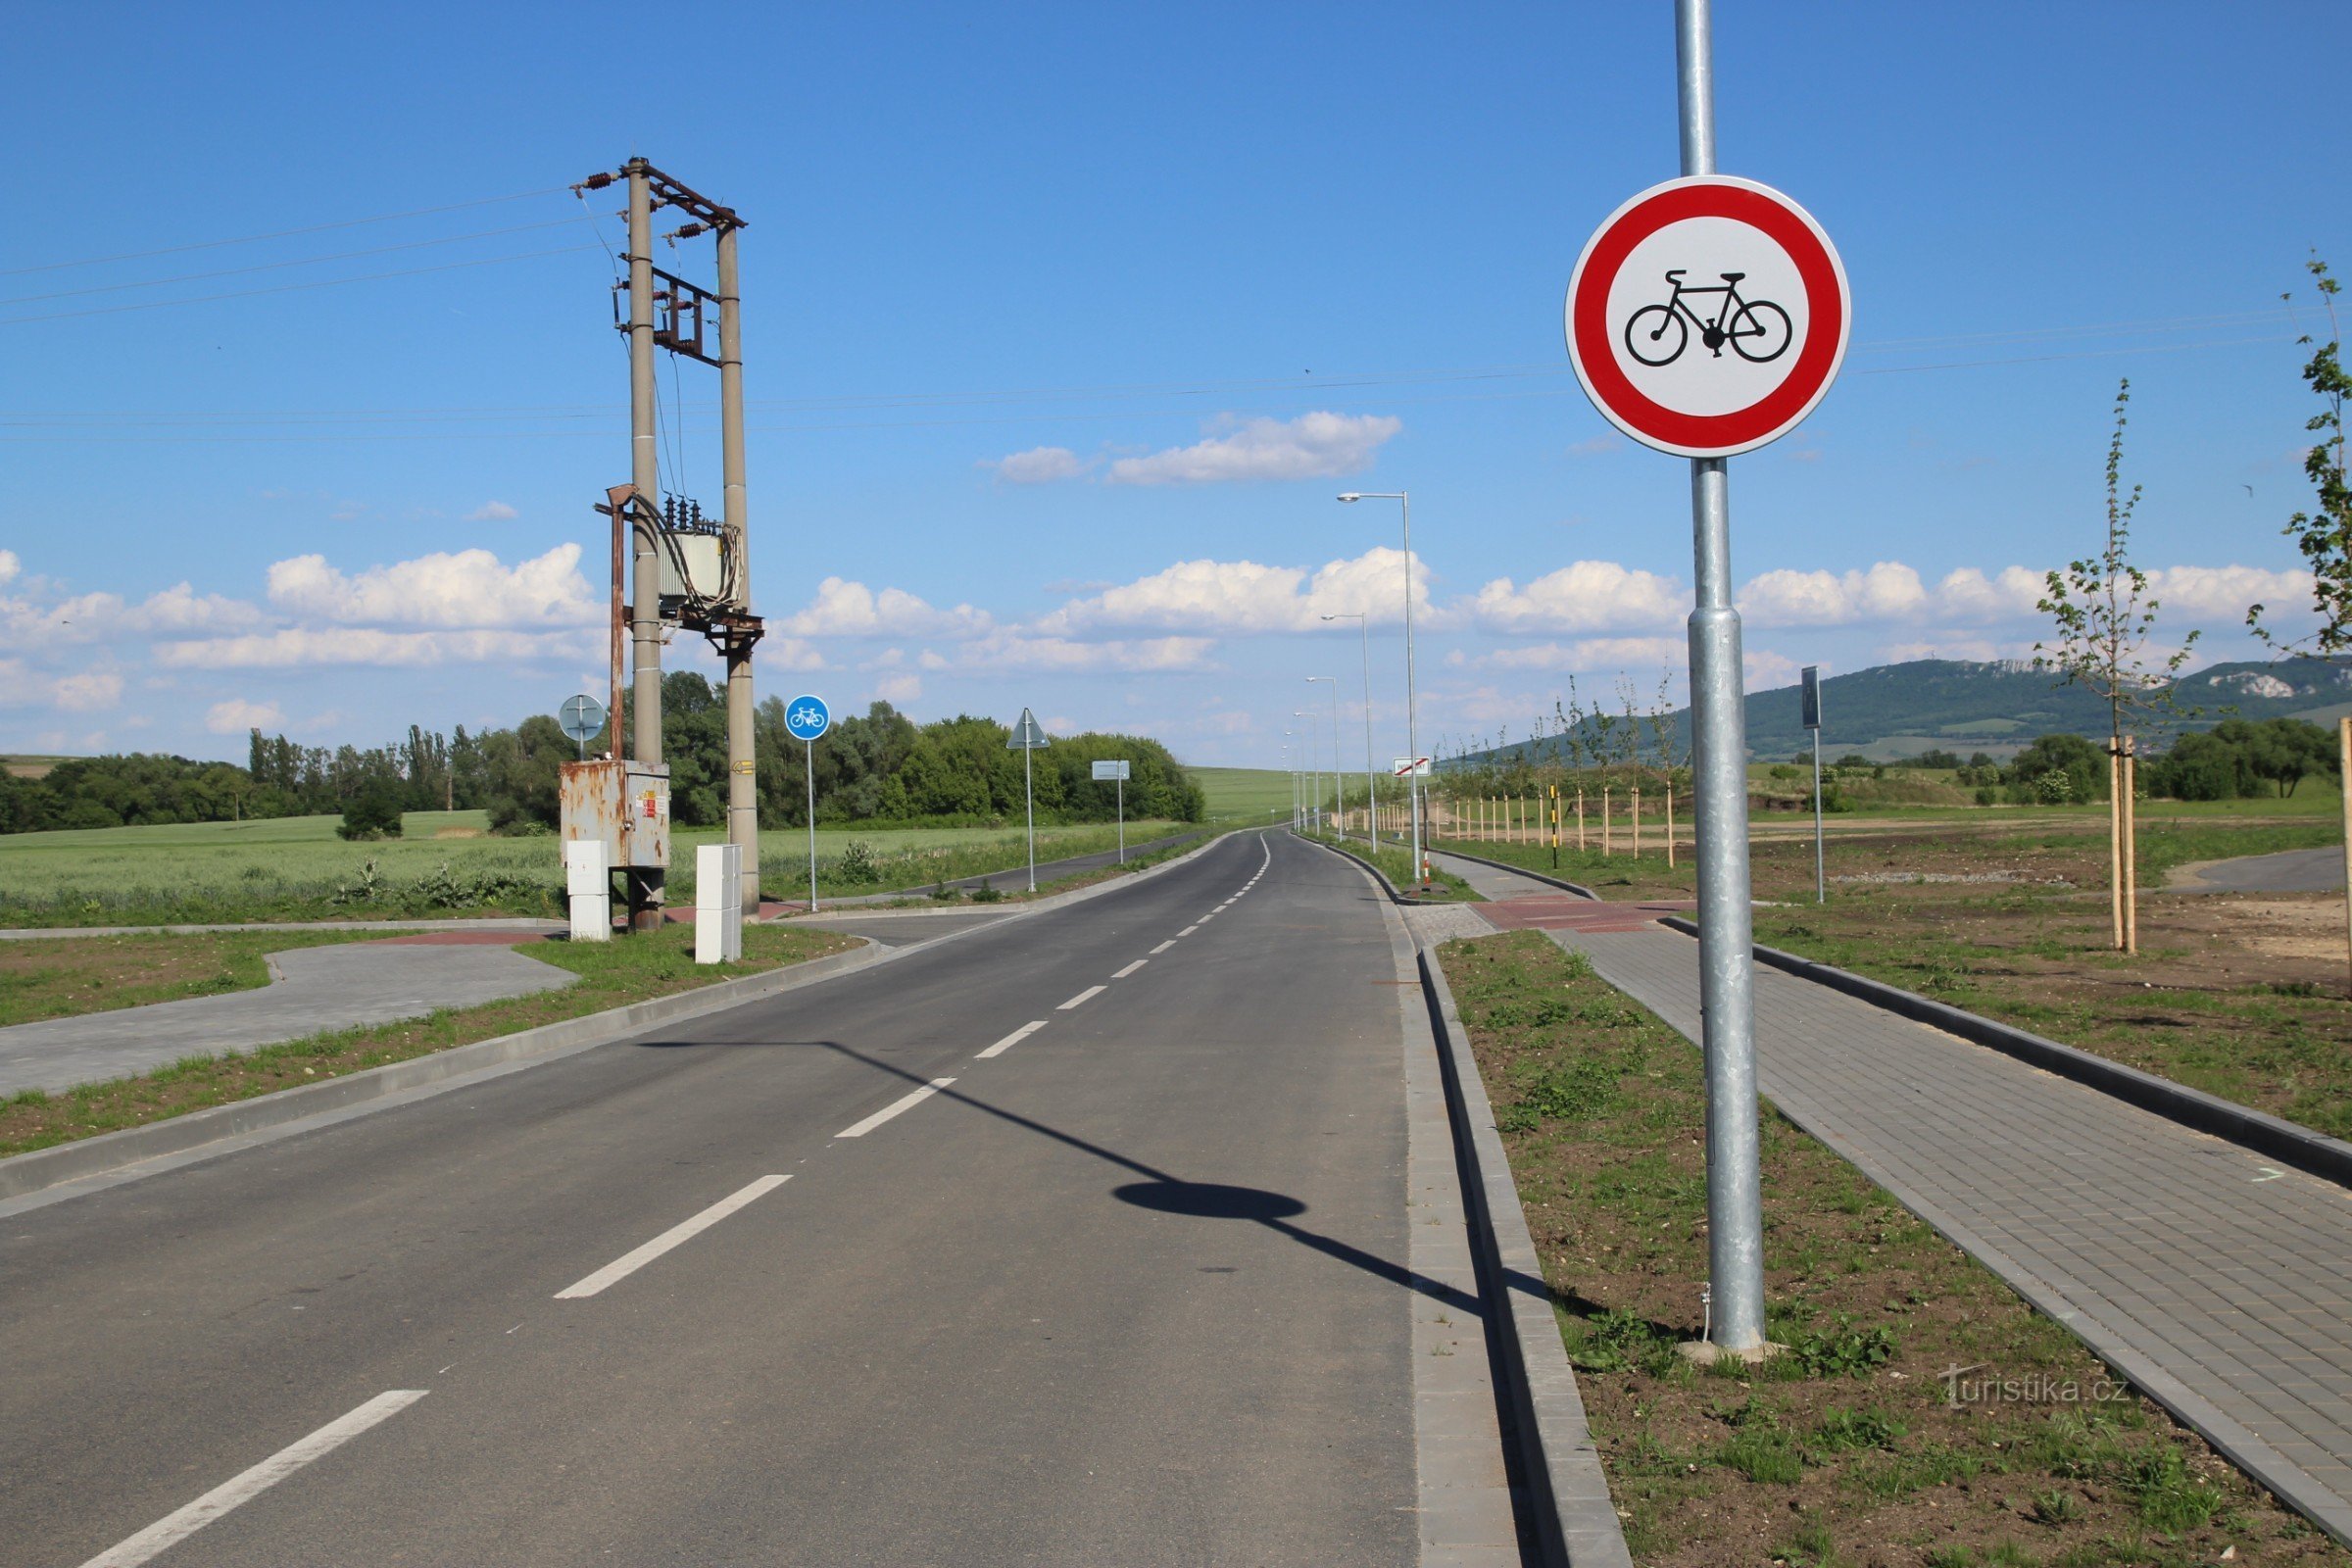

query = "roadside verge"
[1419, 944, 1632, 1568]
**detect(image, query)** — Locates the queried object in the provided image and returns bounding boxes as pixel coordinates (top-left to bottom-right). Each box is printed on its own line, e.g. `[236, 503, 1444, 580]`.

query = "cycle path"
[1447, 854, 2352, 1546]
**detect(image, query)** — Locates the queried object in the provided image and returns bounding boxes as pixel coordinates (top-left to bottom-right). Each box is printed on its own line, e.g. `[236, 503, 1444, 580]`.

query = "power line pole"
[577, 158, 762, 931]
[715, 219, 759, 917]
[625, 159, 665, 933]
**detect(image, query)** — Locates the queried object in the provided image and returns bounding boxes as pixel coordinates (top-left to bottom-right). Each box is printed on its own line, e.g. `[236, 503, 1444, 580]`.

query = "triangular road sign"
[1006, 707, 1050, 749]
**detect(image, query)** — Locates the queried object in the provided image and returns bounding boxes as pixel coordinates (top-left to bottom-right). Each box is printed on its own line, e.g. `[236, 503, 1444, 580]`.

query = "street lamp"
[1320, 611, 1375, 850]
[1339, 490, 1423, 888]
[1293, 710, 1317, 833]
[1289, 728, 1307, 832]
[1306, 676, 1342, 838]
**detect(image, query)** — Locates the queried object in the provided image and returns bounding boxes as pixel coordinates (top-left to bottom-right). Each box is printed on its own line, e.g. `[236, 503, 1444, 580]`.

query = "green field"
[1193, 767, 1297, 825]
[0, 811, 1185, 925]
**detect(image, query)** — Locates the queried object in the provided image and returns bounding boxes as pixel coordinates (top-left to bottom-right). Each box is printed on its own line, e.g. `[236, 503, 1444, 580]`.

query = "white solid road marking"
[835, 1080, 956, 1139]
[977, 1022, 1046, 1059]
[76, 1390, 428, 1568]
[1150, 940, 1176, 955]
[554, 1174, 792, 1298]
[1057, 985, 1105, 1010]
[1112, 959, 1148, 978]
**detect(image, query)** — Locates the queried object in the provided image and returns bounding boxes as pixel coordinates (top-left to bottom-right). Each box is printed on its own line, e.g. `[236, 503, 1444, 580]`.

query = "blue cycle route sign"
[783, 694, 831, 743]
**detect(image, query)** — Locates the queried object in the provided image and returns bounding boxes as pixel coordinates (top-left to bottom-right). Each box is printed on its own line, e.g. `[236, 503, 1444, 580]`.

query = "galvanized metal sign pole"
[783, 695, 831, 912]
[1563, 0, 1847, 1356]
[1676, 0, 1769, 1360]
[1009, 708, 1049, 891]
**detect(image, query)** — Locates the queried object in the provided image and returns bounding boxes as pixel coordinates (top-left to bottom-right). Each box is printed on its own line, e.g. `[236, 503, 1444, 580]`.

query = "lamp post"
[1284, 730, 1298, 830]
[1294, 710, 1318, 833]
[1339, 491, 1421, 888]
[1306, 676, 1343, 837]
[1321, 611, 1376, 849]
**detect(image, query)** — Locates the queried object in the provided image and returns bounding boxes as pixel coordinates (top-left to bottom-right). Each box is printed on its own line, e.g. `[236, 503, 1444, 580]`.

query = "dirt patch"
[2223, 898, 2352, 963]
[1441, 931, 2341, 1566]
[432, 826, 487, 839]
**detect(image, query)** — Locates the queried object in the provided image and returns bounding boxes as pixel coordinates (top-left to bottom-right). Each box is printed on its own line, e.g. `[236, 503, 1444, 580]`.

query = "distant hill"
[1457, 657, 2352, 768]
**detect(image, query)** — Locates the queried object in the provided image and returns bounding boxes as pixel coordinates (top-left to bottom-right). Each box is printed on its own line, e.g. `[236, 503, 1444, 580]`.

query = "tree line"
[0, 678, 1202, 836]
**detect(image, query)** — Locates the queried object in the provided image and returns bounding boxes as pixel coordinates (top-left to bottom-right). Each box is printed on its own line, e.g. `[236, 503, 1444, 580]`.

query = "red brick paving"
[1475, 896, 1690, 936]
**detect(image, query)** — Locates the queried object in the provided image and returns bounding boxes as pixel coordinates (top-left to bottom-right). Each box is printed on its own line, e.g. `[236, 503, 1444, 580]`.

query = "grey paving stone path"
[1445, 854, 2352, 1546]
[0, 943, 576, 1098]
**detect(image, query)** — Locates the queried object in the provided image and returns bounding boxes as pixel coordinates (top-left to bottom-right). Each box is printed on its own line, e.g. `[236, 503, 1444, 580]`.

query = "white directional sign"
[1393, 757, 1432, 777]
[1565, 174, 1848, 459]
[1091, 760, 1130, 781]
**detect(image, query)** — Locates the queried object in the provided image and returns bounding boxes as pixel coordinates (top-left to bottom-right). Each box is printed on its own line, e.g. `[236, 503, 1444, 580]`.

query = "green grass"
[1303, 830, 1480, 901]
[1439, 931, 2328, 1564]
[1192, 766, 1299, 826]
[0, 928, 390, 1025]
[0, 813, 1187, 925]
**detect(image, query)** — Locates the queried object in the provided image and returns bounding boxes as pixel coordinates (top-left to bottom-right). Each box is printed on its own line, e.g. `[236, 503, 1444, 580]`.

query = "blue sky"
[5, 1, 2346, 768]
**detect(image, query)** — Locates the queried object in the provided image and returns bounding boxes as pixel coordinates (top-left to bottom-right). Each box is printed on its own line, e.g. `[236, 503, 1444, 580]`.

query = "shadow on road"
[630, 1027, 1484, 1318]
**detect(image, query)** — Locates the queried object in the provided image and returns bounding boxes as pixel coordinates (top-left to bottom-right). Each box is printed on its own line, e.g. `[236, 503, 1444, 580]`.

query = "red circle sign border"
[1565, 174, 1849, 459]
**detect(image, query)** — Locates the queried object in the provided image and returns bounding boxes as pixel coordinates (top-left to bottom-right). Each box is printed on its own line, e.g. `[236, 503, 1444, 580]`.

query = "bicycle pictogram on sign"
[1622, 270, 1791, 367]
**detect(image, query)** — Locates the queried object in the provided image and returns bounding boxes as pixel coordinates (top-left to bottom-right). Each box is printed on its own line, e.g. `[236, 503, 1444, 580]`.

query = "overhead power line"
[0, 185, 573, 276]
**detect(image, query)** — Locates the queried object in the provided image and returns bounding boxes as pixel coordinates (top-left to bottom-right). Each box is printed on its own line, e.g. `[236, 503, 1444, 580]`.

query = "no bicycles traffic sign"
[1564, 174, 1848, 459]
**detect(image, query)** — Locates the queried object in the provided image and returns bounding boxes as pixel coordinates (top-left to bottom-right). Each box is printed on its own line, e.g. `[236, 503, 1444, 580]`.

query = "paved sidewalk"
[1447, 855, 2352, 1545]
[0, 940, 575, 1097]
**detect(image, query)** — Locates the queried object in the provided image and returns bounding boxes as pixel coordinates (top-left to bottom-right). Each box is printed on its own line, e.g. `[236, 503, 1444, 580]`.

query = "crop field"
[1193, 766, 1297, 825]
[0, 811, 1183, 925]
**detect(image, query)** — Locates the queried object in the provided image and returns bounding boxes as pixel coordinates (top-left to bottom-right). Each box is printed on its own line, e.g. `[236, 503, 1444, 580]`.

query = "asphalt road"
[2, 830, 1457, 1566]
[2166, 845, 2347, 894]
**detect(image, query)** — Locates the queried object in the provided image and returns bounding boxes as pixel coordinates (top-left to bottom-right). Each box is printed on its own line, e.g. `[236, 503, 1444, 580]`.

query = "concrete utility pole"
[625, 160, 665, 932]
[715, 220, 759, 916]
[577, 158, 761, 929]
[1678, 0, 1769, 1357]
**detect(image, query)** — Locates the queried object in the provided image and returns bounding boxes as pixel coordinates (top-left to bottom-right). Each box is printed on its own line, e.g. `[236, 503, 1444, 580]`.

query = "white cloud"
[1739, 563, 1927, 627]
[990, 446, 1087, 484]
[2145, 564, 2314, 621]
[874, 672, 922, 703]
[1037, 547, 1426, 636]
[466, 501, 520, 521]
[1744, 650, 1802, 691]
[1880, 637, 2031, 663]
[124, 582, 266, 633]
[205, 697, 284, 734]
[1931, 566, 2046, 622]
[0, 550, 17, 585]
[779, 576, 993, 639]
[1105, 412, 1401, 485]
[266, 544, 598, 628]
[1477, 635, 1688, 672]
[155, 627, 592, 669]
[936, 631, 1216, 673]
[51, 671, 123, 711]
[1465, 562, 1686, 634]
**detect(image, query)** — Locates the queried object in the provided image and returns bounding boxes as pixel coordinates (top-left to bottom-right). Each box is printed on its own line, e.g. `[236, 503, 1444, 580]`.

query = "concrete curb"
[1428, 848, 1599, 901]
[1418, 947, 1633, 1568]
[1658, 915, 2352, 1191]
[0, 829, 1251, 1206]
[1293, 830, 1456, 906]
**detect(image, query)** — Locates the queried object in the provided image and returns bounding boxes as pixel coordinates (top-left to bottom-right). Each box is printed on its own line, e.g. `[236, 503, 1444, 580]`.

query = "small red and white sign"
[1564, 175, 1848, 459]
